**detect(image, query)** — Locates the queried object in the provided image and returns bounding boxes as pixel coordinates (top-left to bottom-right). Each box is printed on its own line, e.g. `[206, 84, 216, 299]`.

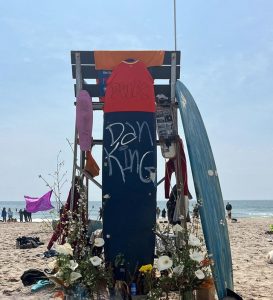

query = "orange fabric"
[85, 151, 100, 177]
[94, 50, 165, 70]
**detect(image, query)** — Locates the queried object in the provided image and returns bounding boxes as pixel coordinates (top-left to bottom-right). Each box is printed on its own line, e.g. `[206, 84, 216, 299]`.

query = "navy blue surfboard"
[176, 80, 233, 299]
[102, 61, 157, 276]
[102, 112, 157, 275]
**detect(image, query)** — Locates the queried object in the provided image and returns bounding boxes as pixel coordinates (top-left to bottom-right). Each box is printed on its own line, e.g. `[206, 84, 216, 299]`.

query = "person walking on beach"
[27, 211, 32, 222]
[7, 208, 13, 221]
[59, 205, 64, 217]
[161, 208, 166, 218]
[23, 208, 28, 222]
[1, 207, 7, 222]
[193, 204, 199, 219]
[19, 209, 24, 222]
[226, 202, 232, 219]
[156, 206, 161, 219]
[166, 193, 176, 224]
[99, 207, 103, 221]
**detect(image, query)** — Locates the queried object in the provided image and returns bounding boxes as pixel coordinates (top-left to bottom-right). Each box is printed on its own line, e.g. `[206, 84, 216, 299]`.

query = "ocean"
[1, 200, 273, 222]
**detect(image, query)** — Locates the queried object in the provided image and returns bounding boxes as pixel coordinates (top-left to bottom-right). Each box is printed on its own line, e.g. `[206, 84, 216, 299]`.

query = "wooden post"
[70, 52, 83, 213]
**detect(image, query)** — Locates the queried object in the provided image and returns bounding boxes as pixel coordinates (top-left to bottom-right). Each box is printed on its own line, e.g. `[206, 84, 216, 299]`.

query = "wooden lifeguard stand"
[69, 50, 183, 214]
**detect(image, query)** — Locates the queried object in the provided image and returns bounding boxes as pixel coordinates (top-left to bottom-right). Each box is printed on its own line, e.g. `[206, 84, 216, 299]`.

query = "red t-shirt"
[103, 60, 155, 113]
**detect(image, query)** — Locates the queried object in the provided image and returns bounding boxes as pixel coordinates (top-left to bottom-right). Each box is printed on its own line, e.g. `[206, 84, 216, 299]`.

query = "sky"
[0, 0, 272, 203]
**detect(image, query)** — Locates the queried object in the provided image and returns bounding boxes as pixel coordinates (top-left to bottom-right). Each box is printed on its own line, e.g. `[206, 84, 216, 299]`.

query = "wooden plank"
[71, 65, 180, 79]
[74, 84, 171, 98]
[149, 66, 180, 79]
[75, 101, 178, 111]
[92, 139, 162, 146]
[71, 51, 180, 65]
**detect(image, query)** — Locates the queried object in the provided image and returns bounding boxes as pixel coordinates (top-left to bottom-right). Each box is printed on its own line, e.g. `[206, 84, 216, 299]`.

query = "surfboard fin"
[224, 288, 243, 300]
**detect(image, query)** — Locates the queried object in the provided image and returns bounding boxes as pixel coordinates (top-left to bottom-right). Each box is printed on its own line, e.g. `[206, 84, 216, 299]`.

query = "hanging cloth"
[103, 60, 155, 113]
[76, 90, 93, 151]
[94, 50, 165, 70]
[47, 184, 84, 250]
[164, 137, 189, 199]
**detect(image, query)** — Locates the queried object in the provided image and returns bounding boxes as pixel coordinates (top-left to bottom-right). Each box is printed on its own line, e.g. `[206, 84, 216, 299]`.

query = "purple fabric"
[24, 190, 54, 213]
[76, 90, 93, 151]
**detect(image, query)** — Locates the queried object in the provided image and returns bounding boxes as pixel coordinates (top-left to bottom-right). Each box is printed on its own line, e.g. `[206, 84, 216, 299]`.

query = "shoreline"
[2, 214, 273, 223]
[0, 217, 273, 299]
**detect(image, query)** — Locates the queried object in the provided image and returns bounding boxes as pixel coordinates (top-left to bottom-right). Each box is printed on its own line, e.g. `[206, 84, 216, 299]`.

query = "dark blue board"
[102, 112, 157, 276]
[176, 80, 233, 299]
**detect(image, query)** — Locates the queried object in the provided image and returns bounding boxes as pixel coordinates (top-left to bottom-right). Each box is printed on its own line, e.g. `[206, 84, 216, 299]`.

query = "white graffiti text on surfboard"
[104, 121, 156, 183]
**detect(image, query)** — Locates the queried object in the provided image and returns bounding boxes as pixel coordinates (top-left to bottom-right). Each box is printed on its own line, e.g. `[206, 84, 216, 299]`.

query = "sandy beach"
[228, 218, 273, 300]
[0, 218, 273, 300]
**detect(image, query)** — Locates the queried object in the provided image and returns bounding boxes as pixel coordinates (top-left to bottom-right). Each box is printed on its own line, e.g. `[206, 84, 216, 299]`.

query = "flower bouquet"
[47, 182, 214, 300]
[46, 182, 112, 299]
[47, 236, 113, 299]
[134, 222, 214, 300]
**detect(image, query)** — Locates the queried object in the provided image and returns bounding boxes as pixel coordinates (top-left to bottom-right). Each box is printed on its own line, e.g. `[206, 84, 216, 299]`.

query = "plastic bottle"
[130, 282, 137, 296]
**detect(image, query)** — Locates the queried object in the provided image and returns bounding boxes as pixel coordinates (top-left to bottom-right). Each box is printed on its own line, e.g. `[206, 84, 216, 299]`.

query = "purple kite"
[76, 90, 93, 151]
[24, 190, 54, 213]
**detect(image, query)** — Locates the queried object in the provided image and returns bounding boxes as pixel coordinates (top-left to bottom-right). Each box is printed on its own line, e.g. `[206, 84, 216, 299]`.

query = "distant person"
[161, 208, 166, 218]
[192, 204, 199, 219]
[99, 207, 103, 221]
[27, 211, 32, 222]
[226, 202, 232, 219]
[166, 187, 176, 224]
[7, 208, 13, 221]
[19, 209, 24, 222]
[23, 208, 28, 222]
[1, 207, 7, 222]
[156, 206, 161, 219]
[59, 205, 64, 217]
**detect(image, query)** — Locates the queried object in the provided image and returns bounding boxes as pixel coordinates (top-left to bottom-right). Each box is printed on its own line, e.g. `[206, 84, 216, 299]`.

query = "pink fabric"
[24, 190, 54, 213]
[76, 90, 93, 151]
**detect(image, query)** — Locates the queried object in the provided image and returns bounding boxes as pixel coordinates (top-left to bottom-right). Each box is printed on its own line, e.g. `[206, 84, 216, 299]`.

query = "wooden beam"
[74, 84, 171, 98]
[71, 65, 180, 80]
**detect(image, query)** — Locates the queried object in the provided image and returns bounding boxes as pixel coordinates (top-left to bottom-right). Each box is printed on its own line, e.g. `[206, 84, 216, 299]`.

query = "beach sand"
[228, 218, 273, 300]
[0, 218, 273, 299]
[0, 222, 54, 300]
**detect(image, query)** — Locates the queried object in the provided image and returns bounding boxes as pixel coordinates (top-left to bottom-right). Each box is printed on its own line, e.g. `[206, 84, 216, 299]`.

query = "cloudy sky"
[0, 0, 272, 202]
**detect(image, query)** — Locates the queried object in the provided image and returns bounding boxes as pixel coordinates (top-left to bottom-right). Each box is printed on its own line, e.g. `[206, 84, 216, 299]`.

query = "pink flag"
[24, 190, 54, 213]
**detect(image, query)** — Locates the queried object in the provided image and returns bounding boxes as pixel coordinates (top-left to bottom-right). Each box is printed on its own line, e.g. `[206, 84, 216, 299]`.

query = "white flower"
[55, 270, 63, 278]
[190, 251, 204, 263]
[173, 264, 184, 275]
[90, 256, 102, 266]
[157, 255, 173, 271]
[195, 269, 205, 279]
[70, 271, 82, 282]
[94, 237, 105, 247]
[173, 224, 184, 234]
[48, 259, 58, 270]
[69, 260, 78, 271]
[94, 229, 102, 235]
[188, 234, 202, 247]
[54, 242, 73, 256]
